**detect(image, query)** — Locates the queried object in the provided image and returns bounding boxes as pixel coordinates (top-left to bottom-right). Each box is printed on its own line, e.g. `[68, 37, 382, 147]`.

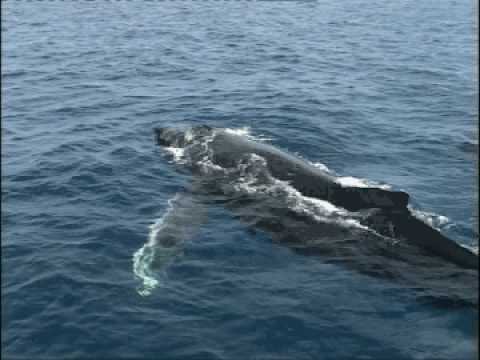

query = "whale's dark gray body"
[145, 125, 478, 306]
[210, 132, 410, 212]
[154, 125, 478, 271]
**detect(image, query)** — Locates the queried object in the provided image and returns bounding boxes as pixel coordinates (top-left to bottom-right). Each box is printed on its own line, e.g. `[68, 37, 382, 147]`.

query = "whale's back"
[210, 131, 409, 212]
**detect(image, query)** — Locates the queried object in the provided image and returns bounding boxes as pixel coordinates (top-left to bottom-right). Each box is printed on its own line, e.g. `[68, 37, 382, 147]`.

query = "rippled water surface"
[2, 1, 478, 359]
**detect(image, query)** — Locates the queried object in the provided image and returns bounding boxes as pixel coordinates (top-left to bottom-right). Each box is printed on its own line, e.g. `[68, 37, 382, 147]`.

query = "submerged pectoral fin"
[133, 191, 209, 296]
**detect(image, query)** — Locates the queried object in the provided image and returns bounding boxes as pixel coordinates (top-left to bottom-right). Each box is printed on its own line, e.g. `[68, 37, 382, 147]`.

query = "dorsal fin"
[357, 187, 409, 209]
[331, 187, 410, 212]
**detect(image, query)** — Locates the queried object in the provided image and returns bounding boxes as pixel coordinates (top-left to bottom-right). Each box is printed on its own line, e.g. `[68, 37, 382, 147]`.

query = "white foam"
[310, 162, 392, 191]
[336, 176, 391, 190]
[411, 209, 479, 254]
[311, 162, 333, 173]
[164, 146, 186, 163]
[410, 208, 451, 230]
[184, 128, 194, 142]
[223, 127, 271, 142]
[132, 195, 179, 297]
[223, 127, 252, 137]
[228, 154, 367, 231]
[468, 245, 479, 255]
[291, 191, 368, 230]
[132, 245, 160, 297]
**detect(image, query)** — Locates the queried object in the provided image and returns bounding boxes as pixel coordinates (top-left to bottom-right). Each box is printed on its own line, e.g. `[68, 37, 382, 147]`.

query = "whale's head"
[154, 125, 213, 148]
[154, 127, 185, 147]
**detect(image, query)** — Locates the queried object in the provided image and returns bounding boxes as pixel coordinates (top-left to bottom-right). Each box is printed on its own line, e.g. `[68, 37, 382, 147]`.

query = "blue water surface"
[2, 1, 478, 359]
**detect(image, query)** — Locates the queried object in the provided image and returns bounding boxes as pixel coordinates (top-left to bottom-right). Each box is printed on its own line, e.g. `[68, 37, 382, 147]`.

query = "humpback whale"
[134, 125, 478, 303]
[154, 125, 477, 269]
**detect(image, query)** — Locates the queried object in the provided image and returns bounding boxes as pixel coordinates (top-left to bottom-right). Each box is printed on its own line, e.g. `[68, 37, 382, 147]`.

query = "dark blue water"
[2, 1, 478, 359]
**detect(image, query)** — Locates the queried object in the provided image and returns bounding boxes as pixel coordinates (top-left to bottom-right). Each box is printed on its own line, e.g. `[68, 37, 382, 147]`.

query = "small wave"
[3, 69, 29, 79]
[458, 141, 478, 154]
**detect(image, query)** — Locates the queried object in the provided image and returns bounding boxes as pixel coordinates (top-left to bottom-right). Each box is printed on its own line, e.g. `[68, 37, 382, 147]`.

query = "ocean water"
[2, 1, 478, 359]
